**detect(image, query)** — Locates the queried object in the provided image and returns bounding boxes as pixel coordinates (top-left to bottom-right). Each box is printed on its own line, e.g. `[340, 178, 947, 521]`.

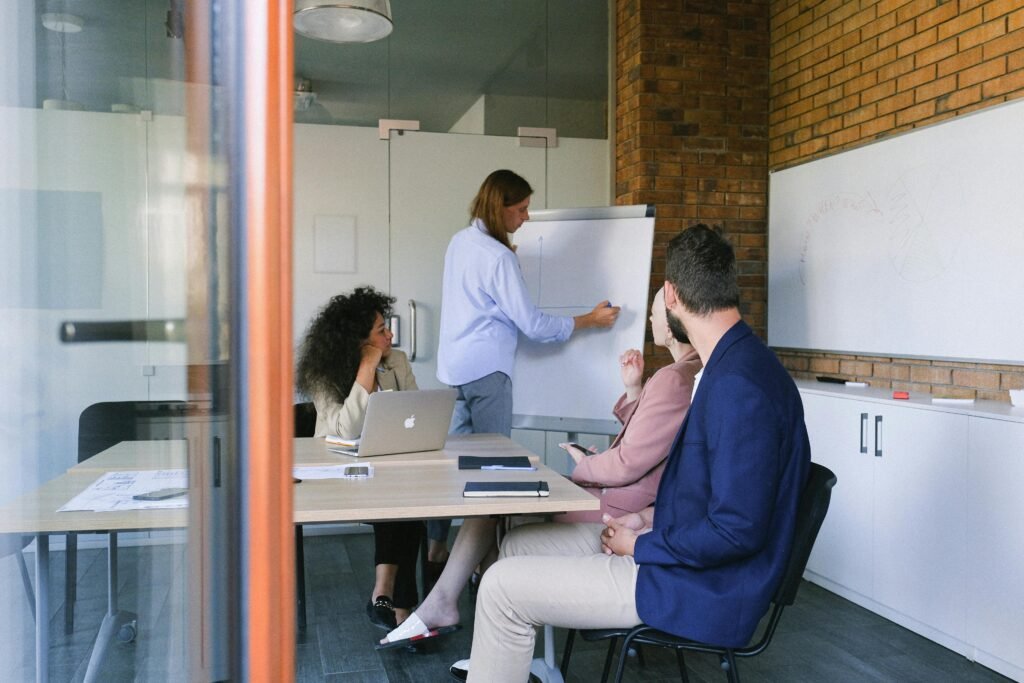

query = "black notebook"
[463, 481, 550, 497]
[457, 456, 535, 471]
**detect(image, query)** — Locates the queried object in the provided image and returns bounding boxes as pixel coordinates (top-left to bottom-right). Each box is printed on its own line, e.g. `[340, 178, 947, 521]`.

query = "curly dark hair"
[296, 286, 395, 405]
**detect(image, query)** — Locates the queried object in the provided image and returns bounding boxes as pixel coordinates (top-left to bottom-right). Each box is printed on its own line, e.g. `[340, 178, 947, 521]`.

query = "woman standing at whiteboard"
[437, 169, 620, 436]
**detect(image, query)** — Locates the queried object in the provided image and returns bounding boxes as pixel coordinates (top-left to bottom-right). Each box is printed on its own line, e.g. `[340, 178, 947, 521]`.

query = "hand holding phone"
[559, 442, 595, 465]
[132, 487, 187, 501]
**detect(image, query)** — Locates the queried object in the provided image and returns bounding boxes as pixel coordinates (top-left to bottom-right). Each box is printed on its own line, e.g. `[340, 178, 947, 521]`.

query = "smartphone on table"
[132, 487, 188, 501]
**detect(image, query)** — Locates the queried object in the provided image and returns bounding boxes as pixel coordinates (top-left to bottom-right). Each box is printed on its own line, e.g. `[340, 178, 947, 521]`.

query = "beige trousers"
[466, 522, 641, 683]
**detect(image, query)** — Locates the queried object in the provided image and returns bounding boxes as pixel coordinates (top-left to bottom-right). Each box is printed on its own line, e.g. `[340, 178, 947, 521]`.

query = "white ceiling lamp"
[293, 1, 394, 43]
[41, 12, 85, 111]
[41, 12, 83, 34]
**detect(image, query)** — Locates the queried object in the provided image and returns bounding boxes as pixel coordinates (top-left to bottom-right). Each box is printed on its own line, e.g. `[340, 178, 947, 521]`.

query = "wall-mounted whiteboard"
[511, 206, 654, 431]
[768, 97, 1024, 365]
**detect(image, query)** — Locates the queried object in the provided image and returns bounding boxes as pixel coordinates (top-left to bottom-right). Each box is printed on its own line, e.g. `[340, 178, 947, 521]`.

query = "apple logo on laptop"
[404, 414, 416, 429]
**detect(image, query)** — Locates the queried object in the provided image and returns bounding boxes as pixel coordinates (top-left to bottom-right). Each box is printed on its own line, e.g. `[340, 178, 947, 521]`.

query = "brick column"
[616, 0, 770, 372]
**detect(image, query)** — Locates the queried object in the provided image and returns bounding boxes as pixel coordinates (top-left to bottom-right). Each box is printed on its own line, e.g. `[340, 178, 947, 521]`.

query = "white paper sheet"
[293, 465, 373, 480]
[59, 469, 189, 513]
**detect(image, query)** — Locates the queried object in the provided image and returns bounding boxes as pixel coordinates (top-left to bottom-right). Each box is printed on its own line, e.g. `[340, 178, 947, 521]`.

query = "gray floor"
[4, 531, 1013, 682]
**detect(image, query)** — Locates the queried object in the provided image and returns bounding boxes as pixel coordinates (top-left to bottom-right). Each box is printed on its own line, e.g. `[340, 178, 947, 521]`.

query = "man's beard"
[666, 307, 689, 344]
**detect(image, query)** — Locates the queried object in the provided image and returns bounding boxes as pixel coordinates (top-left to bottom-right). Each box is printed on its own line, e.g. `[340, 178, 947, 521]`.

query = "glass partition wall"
[289, 4, 611, 678]
[0, 2, 294, 681]
[294, 0, 609, 138]
[0, 0, 608, 680]
[291, 0, 610, 381]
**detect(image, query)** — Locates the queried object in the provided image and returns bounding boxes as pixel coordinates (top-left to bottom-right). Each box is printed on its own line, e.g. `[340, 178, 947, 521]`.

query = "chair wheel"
[117, 621, 137, 643]
[719, 655, 730, 671]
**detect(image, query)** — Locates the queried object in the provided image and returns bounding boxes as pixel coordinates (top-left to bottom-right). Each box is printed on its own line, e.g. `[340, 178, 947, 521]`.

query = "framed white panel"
[313, 215, 357, 273]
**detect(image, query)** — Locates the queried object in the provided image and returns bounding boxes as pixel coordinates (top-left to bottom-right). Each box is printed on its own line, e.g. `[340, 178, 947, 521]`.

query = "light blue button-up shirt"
[437, 219, 574, 386]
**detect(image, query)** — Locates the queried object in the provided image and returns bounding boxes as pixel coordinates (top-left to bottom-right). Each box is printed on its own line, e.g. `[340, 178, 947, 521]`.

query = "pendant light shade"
[293, 1, 393, 43]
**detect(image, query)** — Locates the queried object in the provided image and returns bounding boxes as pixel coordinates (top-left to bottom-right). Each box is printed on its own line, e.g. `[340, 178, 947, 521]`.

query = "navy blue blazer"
[633, 320, 810, 647]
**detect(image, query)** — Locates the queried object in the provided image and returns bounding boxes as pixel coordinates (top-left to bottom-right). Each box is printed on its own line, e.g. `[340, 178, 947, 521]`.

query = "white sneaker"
[448, 658, 470, 681]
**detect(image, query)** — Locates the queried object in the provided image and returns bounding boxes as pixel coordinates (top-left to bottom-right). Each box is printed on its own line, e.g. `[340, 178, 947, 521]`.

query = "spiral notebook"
[463, 481, 549, 497]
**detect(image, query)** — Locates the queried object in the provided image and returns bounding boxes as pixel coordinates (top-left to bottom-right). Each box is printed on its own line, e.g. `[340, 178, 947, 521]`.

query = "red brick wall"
[768, 0, 1024, 400]
[615, 0, 771, 372]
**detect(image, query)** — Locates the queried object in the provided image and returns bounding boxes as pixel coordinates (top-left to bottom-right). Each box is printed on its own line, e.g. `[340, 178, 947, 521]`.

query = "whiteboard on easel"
[768, 97, 1024, 364]
[511, 206, 655, 428]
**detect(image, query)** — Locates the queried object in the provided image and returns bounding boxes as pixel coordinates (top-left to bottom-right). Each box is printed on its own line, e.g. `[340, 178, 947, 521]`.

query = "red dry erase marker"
[893, 391, 909, 399]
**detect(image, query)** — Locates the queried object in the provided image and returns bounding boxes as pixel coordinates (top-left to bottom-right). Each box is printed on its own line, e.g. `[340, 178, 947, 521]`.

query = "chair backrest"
[294, 402, 317, 438]
[78, 401, 189, 463]
[772, 461, 837, 606]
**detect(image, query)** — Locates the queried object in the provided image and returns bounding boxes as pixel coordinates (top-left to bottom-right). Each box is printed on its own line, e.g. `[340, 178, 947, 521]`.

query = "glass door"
[0, 2, 297, 680]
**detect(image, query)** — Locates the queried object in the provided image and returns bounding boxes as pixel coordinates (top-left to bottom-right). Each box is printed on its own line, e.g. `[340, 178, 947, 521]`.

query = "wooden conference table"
[1, 434, 599, 682]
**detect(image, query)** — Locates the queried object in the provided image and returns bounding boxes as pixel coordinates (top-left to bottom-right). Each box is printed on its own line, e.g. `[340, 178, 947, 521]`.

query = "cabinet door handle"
[859, 413, 868, 453]
[408, 299, 417, 362]
[874, 415, 883, 457]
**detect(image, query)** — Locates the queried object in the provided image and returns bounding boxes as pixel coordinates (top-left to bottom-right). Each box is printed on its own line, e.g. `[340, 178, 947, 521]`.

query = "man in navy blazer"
[456, 225, 811, 683]
[619, 224, 812, 646]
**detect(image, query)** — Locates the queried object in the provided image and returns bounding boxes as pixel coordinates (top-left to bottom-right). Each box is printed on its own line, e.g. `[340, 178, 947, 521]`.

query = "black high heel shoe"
[366, 595, 398, 630]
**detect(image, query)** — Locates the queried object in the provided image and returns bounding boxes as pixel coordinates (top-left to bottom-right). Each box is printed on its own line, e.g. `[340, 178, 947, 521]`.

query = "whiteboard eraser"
[931, 397, 974, 404]
[893, 391, 910, 399]
[845, 381, 868, 387]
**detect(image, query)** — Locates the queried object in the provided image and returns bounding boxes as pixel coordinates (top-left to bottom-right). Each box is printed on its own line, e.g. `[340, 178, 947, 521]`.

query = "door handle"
[408, 299, 417, 361]
[859, 413, 868, 453]
[874, 415, 883, 457]
[59, 319, 186, 343]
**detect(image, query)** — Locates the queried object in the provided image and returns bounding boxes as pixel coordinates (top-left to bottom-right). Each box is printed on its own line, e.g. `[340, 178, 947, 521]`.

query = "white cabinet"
[871, 405, 968, 642]
[967, 417, 1024, 677]
[802, 393, 874, 597]
[803, 392, 969, 643]
[800, 384, 1024, 681]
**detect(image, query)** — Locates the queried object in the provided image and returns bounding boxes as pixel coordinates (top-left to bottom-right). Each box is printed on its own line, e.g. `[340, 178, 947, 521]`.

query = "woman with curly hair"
[297, 286, 447, 631]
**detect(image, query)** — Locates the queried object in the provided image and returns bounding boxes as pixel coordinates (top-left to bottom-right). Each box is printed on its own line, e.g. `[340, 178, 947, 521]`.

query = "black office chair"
[66, 400, 188, 634]
[293, 402, 316, 632]
[559, 462, 837, 683]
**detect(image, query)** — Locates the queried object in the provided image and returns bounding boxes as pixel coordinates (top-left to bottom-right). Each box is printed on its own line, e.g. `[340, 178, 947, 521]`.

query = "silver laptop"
[330, 389, 457, 457]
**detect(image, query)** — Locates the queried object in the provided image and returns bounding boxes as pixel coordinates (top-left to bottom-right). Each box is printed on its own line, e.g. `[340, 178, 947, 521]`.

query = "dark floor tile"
[296, 640, 325, 682]
[21, 530, 1017, 683]
[324, 671, 390, 682]
[317, 614, 388, 677]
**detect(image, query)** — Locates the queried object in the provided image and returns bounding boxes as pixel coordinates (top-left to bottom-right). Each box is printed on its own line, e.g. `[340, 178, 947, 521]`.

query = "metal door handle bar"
[408, 300, 417, 361]
[874, 415, 884, 458]
[60, 319, 186, 343]
[860, 413, 868, 454]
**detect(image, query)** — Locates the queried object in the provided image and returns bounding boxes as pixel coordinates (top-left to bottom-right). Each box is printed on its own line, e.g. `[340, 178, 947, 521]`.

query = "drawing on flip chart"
[511, 214, 654, 422]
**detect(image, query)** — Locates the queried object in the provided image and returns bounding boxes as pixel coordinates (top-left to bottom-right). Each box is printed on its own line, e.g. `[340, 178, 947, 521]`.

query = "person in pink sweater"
[378, 287, 701, 649]
[557, 287, 701, 522]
